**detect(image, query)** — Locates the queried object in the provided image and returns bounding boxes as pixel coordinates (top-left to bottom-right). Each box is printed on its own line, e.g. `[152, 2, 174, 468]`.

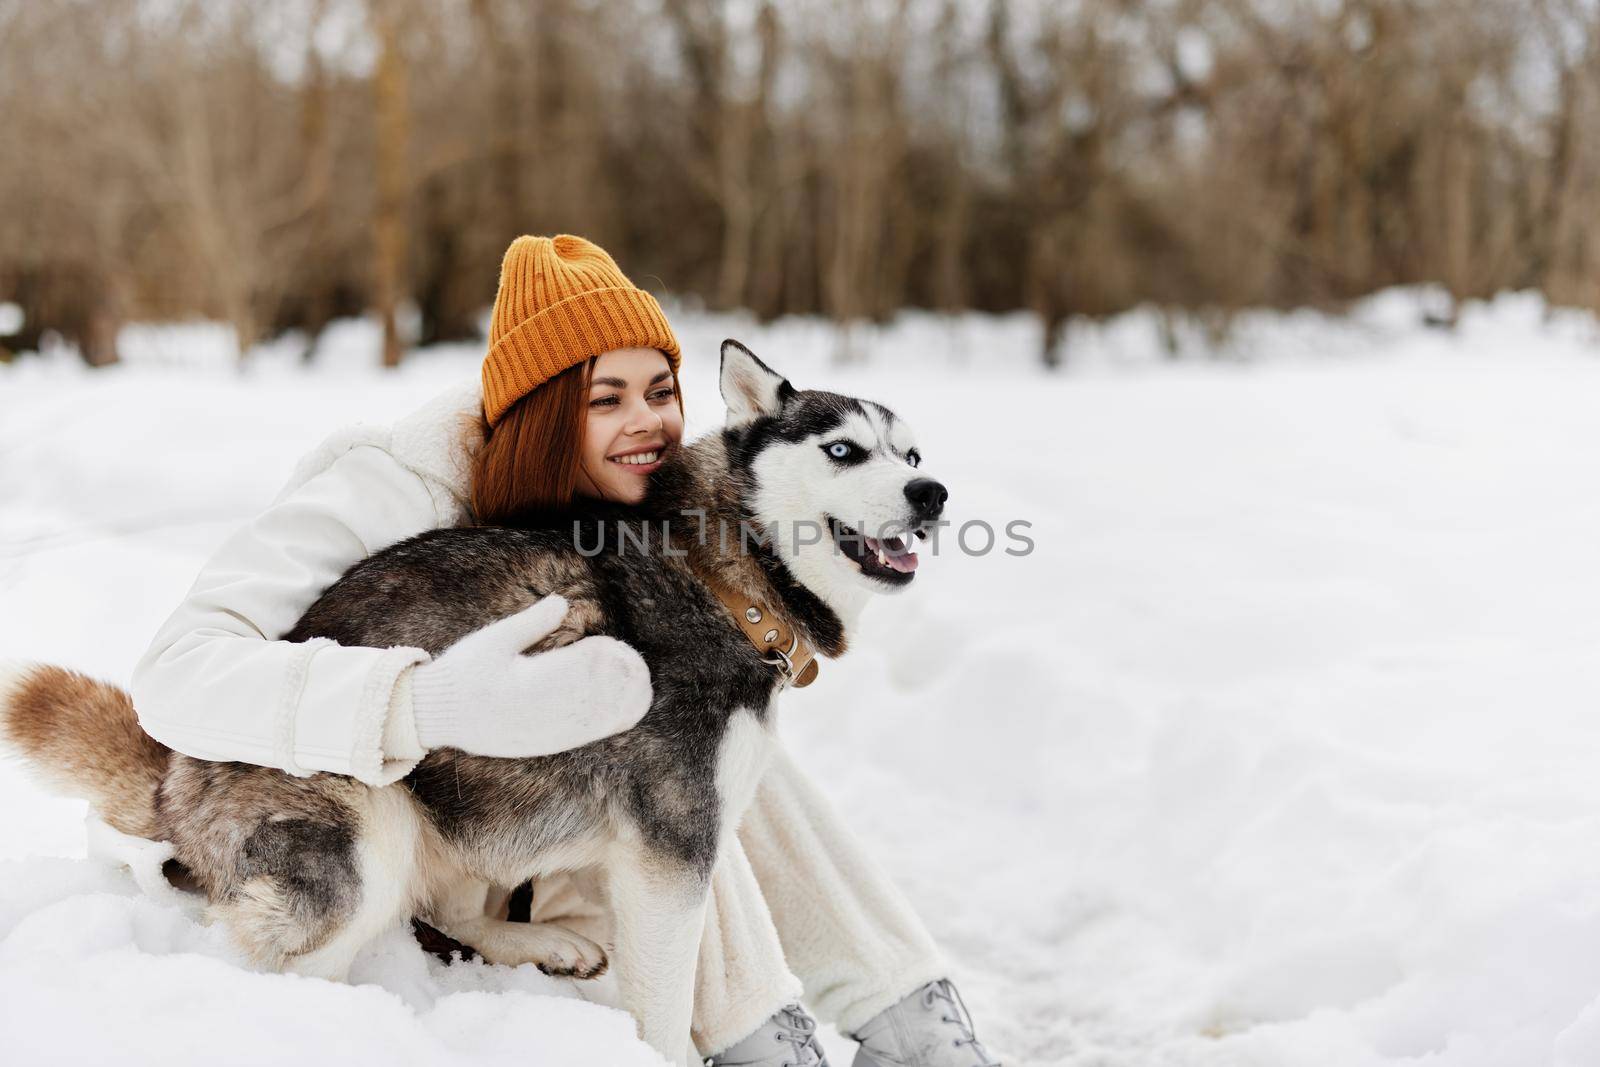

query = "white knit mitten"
[404, 595, 652, 758]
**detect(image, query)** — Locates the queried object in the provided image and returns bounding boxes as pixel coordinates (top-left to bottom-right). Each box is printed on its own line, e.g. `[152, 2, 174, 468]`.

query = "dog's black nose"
[905, 478, 948, 519]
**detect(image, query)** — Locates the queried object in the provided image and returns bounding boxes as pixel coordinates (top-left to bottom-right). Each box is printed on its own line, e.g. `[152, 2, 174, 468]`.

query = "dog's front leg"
[607, 846, 710, 1066]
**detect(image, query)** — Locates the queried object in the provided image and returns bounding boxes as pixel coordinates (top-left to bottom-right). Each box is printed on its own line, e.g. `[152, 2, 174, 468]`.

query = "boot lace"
[772, 1003, 828, 1067]
[921, 980, 999, 1067]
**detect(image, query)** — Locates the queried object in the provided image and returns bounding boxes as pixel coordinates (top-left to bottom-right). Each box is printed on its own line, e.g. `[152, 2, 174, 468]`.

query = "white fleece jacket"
[129, 376, 946, 1049]
[131, 379, 480, 784]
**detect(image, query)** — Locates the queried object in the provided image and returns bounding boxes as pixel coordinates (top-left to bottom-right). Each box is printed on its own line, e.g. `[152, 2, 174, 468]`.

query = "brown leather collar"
[698, 572, 820, 689]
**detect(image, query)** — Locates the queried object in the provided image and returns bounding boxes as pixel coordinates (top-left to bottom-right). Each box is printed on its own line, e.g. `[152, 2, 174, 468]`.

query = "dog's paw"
[532, 927, 608, 979]
[469, 919, 609, 979]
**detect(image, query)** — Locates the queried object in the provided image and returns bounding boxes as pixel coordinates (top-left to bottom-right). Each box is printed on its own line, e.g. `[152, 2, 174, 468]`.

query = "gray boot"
[848, 979, 999, 1067]
[707, 1003, 830, 1067]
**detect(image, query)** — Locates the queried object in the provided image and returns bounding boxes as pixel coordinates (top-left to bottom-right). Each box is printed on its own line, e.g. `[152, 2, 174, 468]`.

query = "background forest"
[4, 0, 1599, 369]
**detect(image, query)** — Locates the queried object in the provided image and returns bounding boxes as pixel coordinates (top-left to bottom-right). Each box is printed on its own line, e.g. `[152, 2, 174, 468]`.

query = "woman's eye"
[589, 395, 620, 408]
[649, 388, 676, 402]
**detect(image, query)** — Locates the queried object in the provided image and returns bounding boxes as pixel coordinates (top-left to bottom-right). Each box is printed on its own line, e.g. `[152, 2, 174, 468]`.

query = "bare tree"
[0, 0, 1592, 368]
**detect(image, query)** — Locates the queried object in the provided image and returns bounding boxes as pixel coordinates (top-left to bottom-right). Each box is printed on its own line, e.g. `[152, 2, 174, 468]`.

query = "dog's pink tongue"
[884, 547, 918, 573]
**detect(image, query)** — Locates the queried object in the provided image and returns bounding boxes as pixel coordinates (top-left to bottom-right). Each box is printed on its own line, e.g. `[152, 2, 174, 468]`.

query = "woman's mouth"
[607, 444, 668, 474]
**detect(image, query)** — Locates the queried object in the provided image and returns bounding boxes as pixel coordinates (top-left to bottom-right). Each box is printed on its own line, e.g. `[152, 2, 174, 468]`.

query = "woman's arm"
[130, 444, 443, 785]
[130, 442, 653, 786]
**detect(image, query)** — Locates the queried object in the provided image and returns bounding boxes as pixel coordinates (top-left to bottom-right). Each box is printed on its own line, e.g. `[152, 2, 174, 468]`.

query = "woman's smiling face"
[576, 347, 684, 504]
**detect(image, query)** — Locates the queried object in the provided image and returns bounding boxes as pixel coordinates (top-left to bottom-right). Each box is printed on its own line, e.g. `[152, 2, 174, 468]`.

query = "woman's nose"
[624, 396, 663, 434]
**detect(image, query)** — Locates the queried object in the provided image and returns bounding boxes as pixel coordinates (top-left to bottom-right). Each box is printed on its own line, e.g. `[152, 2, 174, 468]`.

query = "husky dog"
[0, 341, 947, 1065]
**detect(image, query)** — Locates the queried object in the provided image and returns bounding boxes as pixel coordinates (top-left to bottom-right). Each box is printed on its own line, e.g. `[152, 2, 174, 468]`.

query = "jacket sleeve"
[129, 443, 443, 786]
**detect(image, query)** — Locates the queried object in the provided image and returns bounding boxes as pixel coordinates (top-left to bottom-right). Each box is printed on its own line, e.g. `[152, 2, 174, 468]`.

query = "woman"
[131, 235, 998, 1067]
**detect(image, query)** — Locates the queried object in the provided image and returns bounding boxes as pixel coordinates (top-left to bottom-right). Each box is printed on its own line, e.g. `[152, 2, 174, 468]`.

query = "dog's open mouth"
[826, 517, 923, 584]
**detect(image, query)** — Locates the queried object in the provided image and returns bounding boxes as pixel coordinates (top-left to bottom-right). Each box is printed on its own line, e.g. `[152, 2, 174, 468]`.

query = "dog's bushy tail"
[0, 661, 169, 839]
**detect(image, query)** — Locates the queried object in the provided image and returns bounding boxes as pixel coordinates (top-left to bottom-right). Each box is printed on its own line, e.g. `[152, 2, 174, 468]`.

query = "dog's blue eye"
[906, 449, 920, 468]
[822, 440, 868, 465]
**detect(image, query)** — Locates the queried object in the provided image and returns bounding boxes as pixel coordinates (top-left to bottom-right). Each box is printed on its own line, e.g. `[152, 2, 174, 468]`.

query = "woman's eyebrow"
[590, 370, 673, 389]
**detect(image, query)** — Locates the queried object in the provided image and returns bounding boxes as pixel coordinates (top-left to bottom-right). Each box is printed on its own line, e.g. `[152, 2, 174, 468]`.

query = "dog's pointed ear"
[720, 339, 794, 428]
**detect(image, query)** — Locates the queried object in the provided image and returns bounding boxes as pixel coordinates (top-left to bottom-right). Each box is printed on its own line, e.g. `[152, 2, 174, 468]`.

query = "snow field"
[2, 290, 1599, 1065]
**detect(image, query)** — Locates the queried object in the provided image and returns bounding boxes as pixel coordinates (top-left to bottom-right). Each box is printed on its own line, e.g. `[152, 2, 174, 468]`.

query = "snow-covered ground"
[2, 290, 1599, 1066]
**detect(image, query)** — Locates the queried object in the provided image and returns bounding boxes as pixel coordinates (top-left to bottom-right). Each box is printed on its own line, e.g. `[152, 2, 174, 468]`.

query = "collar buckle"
[761, 634, 801, 688]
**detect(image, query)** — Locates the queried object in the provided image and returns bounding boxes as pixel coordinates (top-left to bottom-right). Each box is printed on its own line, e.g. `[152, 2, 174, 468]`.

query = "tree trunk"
[1040, 311, 1065, 370]
[82, 292, 122, 368]
[372, 0, 410, 369]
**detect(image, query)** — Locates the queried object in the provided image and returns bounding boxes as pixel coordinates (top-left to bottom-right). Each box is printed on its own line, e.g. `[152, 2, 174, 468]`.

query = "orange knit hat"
[481, 234, 681, 426]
